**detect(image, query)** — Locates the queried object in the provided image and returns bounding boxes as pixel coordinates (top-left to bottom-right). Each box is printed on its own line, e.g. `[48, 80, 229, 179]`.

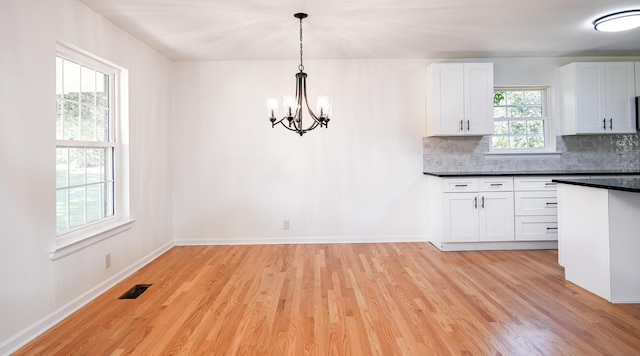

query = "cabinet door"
[428, 64, 466, 135]
[605, 62, 636, 133]
[575, 63, 607, 134]
[478, 192, 514, 242]
[443, 192, 479, 242]
[464, 63, 494, 135]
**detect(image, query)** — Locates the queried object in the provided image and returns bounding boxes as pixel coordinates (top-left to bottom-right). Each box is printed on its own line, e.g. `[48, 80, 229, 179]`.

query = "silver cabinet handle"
[490, 183, 503, 187]
[545, 182, 557, 186]
[545, 202, 558, 206]
[546, 227, 558, 231]
[603, 118, 607, 130]
[454, 184, 468, 187]
[474, 196, 478, 209]
[609, 118, 613, 130]
[466, 120, 470, 131]
[460, 120, 464, 131]
[481, 196, 485, 208]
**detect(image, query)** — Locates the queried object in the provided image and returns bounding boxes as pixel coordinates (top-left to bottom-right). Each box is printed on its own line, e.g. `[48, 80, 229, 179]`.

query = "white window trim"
[52, 42, 132, 260]
[490, 86, 557, 155]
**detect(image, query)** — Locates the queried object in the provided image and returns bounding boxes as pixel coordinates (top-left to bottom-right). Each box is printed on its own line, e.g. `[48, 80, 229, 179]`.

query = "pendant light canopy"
[267, 13, 332, 136]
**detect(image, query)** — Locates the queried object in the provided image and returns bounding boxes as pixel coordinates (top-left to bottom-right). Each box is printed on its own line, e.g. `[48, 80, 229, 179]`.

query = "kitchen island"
[554, 178, 640, 303]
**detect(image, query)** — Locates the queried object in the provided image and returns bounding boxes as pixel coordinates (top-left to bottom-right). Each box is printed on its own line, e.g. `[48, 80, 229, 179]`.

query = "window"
[54, 44, 131, 257]
[491, 88, 548, 151]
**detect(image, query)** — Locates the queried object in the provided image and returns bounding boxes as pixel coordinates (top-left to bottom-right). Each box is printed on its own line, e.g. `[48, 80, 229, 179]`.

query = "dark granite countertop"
[423, 171, 640, 178]
[552, 178, 640, 193]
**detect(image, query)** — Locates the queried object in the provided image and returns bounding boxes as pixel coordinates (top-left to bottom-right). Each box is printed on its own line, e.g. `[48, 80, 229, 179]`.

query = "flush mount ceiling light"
[593, 9, 640, 32]
[267, 13, 332, 136]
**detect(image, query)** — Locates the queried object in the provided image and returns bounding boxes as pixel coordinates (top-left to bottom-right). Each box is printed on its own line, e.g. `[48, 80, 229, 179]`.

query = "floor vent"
[119, 284, 152, 299]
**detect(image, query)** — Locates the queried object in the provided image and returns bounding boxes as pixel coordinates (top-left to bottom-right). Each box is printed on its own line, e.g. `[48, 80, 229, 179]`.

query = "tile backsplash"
[423, 134, 640, 172]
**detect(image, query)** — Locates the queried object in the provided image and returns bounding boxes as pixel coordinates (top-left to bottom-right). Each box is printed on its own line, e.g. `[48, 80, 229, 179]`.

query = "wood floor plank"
[14, 243, 640, 355]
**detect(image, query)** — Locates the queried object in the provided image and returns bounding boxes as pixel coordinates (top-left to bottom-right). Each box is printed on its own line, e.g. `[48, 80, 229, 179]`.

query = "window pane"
[69, 147, 86, 186]
[524, 91, 541, 104]
[507, 106, 525, 117]
[494, 91, 505, 106]
[86, 184, 103, 223]
[505, 91, 523, 105]
[527, 120, 544, 134]
[56, 189, 69, 233]
[96, 108, 108, 142]
[63, 60, 80, 101]
[81, 66, 96, 105]
[69, 186, 86, 228]
[63, 101, 80, 140]
[81, 104, 96, 141]
[492, 136, 508, 149]
[86, 148, 104, 184]
[494, 107, 506, 118]
[494, 121, 508, 134]
[509, 121, 526, 134]
[56, 148, 68, 188]
[510, 136, 527, 148]
[521, 106, 542, 117]
[528, 136, 545, 148]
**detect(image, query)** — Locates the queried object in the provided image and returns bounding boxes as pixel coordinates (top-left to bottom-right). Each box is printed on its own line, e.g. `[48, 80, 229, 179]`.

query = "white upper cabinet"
[426, 63, 494, 136]
[636, 62, 640, 97]
[559, 62, 636, 135]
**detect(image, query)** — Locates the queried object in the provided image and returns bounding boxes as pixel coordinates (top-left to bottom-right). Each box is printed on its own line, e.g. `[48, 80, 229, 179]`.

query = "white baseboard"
[0, 241, 173, 356]
[175, 235, 428, 246]
[432, 240, 558, 252]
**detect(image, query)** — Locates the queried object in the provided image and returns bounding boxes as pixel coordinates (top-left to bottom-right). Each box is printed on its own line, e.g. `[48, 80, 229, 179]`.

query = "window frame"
[490, 87, 553, 154]
[52, 43, 133, 260]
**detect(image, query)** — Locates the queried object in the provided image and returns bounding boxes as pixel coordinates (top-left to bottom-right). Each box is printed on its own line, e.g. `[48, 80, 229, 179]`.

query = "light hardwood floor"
[16, 243, 640, 355]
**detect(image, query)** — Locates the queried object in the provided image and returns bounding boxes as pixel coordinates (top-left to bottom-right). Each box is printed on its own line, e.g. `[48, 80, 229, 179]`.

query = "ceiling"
[80, 0, 640, 61]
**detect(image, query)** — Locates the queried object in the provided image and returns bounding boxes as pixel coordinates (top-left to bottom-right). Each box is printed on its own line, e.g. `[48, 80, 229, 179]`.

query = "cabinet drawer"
[515, 191, 557, 215]
[478, 177, 513, 191]
[515, 216, 558, 241]
[514, 177, 558, 191]
[442, 178, 478, 192]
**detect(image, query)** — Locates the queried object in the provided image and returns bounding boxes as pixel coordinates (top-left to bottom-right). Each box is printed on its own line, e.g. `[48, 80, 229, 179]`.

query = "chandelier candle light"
[268, 13, 332, 136]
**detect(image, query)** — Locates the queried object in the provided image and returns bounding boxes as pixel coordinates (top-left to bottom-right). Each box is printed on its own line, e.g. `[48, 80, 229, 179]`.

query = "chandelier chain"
[298, 16, 304, 72]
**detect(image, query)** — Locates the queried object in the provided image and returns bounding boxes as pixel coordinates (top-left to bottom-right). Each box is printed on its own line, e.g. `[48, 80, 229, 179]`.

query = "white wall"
[172, 59, 429, 244]
[0, 0, 174, 352]
[171, 56, 640, 246]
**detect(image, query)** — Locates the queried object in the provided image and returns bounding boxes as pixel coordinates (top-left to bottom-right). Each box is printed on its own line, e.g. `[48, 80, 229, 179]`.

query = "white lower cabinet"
[513, 177, 575, 241]
[441, 178, 514, 243]
[427, 175, 563, 251]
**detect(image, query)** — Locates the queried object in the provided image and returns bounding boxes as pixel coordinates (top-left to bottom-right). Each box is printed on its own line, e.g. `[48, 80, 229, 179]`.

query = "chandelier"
[267, 13, 332, 136]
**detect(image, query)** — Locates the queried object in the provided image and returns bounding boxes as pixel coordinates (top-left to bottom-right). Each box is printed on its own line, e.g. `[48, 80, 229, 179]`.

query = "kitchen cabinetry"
[559, 62, 636, 135]
[514, 177, 561, 241]
[636, 62, 640, 97]
[426, 63, 494, 136]
[441, 177, 514, 243]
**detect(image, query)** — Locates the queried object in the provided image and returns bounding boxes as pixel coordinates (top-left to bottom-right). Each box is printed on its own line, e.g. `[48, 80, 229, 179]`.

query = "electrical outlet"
[283, 220, 290, 230]
[105, 253, 111, 269]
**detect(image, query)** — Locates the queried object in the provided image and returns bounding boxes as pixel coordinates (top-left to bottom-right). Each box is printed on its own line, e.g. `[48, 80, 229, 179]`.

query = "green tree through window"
[492, 89, 547, 151]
